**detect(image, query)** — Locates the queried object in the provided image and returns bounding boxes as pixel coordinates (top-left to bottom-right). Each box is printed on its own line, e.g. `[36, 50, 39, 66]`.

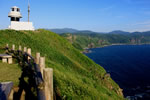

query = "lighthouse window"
[16, 18, 20, 21]
[17, 8, 20, 12]
[11, 17, 15, 21]
[12, 8, 14, 11]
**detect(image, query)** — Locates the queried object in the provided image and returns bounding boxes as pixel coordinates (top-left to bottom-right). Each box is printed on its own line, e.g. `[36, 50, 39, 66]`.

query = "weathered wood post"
[36, 53, 40, 64]
[27, 48, 31, 60]
[27, 48, 31, 55]
[12, 44, 15, 51]
[39, 57, 45, 76]
[6, 44, 9, 48]
[43, 68, 53, 100]
[19, 45, 22, 51]
[39, 57, 53, 100]
[5, 44, 9, 53]
[8, 56, 13, 64]
[24, 47, 27, 52]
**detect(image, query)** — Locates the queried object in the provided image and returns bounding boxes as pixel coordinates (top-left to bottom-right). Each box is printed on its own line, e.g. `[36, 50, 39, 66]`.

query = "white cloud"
[130, 20, 150, 26]
[127, 20, 150, 32]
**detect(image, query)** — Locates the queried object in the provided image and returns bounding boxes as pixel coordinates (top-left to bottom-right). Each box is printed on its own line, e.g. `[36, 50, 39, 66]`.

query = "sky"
[1, 0, 150, 32]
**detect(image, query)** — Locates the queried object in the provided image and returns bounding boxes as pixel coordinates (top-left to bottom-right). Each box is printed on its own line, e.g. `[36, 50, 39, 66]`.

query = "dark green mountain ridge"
[61, 31, 150, 50]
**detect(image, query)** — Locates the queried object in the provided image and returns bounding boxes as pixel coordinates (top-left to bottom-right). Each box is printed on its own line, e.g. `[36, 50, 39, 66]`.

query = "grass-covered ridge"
[0, 29, 124, 99]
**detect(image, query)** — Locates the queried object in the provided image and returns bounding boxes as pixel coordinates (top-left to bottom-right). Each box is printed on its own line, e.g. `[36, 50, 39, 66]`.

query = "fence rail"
[4, 44, 53, 100]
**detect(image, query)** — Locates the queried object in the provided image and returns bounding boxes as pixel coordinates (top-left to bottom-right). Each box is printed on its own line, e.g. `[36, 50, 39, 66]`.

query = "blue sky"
[1, 0, 150, 32]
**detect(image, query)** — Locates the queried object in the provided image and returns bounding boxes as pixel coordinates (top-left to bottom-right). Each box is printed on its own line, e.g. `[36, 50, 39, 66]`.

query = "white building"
[8, 6, 35, 31]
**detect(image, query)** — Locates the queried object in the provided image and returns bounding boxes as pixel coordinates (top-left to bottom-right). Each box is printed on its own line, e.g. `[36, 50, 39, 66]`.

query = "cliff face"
[0, 29, 124, 99]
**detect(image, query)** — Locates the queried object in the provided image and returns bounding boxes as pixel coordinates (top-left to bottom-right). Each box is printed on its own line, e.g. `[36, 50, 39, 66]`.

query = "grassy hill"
[0, 29, 124, 100]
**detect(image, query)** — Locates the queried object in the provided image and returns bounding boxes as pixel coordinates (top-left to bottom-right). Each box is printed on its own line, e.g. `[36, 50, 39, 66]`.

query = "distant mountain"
[48, 28, 79, 34]
[108, 30, 130, 34]
[48, 28, 107, 34]
[75, 30, 130, 34]
[75, 30, 98, 34]
[48, 28, 150, 35]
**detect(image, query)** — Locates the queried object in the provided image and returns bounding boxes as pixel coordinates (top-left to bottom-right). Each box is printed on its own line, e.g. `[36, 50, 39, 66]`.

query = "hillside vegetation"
[0, 29, 124, 100]
[61, 32, 150, 50]
[0, 62, 21, 86]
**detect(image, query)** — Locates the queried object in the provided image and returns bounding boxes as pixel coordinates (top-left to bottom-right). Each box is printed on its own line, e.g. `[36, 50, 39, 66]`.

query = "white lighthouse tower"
[8, 6, 35, 30]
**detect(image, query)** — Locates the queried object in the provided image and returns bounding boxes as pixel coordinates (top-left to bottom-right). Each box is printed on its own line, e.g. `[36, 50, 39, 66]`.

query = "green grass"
[0, 29, 124, 100]
[0, 62, 21, 86]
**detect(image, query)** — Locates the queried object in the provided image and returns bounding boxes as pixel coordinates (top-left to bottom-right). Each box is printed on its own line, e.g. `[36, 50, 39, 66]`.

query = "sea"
[85, 45, 150, 100]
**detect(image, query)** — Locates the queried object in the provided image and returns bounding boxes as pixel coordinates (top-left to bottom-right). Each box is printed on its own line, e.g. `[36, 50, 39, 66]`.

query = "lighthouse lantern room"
[8, 6, 22, 22]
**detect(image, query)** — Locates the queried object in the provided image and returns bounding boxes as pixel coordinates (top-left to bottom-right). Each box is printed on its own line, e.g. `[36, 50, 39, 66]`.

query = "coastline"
[82, 43, 150, 54]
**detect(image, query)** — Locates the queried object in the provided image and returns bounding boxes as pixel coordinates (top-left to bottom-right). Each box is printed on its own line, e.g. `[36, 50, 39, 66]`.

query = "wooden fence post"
[43, 68, 53, 100]
[6, 44, 9, 48]
[39, 57, 45, 77]
[27, 48, 31, 55]
[12, 44, 15, 50]
[24, 47, 27, 52]
[27, 48, 31, 60]
[19, 45, 22, 51]
[36, 53, 40, 64]
[5, 44, 9, 53]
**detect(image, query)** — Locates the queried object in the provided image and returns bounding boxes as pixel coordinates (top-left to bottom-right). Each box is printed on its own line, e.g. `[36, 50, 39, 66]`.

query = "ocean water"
[85, 45, 150, 99]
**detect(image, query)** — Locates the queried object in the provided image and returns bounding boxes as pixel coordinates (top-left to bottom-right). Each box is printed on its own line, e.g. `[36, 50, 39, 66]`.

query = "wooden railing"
[5, 44, 53, 100]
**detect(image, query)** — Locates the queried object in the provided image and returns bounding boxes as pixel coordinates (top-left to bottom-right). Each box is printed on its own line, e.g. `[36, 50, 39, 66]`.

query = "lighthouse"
[8, 6, 22, 22]
[8, 6, 35, 30]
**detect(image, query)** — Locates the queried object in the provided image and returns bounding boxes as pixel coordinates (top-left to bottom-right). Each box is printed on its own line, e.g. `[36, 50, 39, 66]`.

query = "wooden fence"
[5, 44, 53, 100]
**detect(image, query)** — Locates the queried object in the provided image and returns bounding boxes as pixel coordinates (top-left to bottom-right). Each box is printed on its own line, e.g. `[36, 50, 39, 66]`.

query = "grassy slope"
[0, 62, 21, 86]
[0, 29, 124, 100]
[0, 48, 21, 86]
